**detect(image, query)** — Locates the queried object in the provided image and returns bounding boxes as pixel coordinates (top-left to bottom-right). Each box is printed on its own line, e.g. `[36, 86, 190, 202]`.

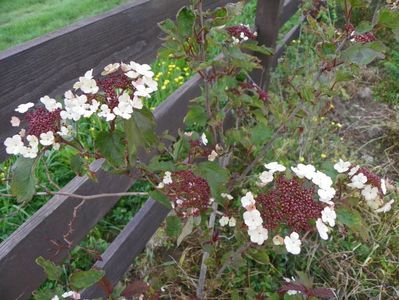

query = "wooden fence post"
[253, 0, 284, 90]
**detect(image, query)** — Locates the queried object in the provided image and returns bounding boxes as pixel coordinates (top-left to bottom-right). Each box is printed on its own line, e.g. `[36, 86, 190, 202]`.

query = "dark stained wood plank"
[280, 0, 302, 26]
[252, 0, 284, 90]
[0, 0, 235, 161]
[81, 74, 202, 298]
[0, 71, 200, 299]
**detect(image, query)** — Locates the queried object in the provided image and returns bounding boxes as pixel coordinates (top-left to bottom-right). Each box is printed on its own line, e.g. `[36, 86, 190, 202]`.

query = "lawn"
[0, 0, 131, 51]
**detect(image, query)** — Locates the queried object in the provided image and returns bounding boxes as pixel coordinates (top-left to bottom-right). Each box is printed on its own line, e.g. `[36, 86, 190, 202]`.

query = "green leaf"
[176, 7, 195, 37]
[335, 70, 354, 83]
[35, 257, 62, 281]
[393, 28, 399, 42]
[69, 154, 84, 176]
[355, 21, 373, 34]
[177, 216, 194, 247]
[184, 104, 208, 127]
[69, 269, 105, 290]
[124, 107, 157, 164]
[166, 215, 182, 238]
[240, 40, 273, 56]
[378, 8, 399, 29]
[95, 130, 125, 168]
[336, 207, 369, 240]
[147, 155, 176, 172]
[193, 161, 230, 197]
[245, 248, 270, 265]
[10, 157, 37, 203]
[341, 44, 384, 65]
[158, 19, 177, 36]
[249, 123, 272, 146]
[149, 190, 172, 209]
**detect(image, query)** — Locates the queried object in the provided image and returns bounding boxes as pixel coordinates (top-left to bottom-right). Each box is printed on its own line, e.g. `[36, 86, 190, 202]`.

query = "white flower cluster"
[258, 161, 286, 186]
[219, 215, 236, 227]
[52, 291, 81, 300]
[334, 159, 393, 212]
[4, 61, 157, 159]
[157, 171, 173, 189]
[231, 24, 258, 45]
[253, 162, 338, 253]
[241, 192, 269, 245]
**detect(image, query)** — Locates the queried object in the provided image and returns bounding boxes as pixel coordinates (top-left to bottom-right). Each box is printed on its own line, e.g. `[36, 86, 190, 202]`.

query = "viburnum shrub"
[2, 0, 397, 298]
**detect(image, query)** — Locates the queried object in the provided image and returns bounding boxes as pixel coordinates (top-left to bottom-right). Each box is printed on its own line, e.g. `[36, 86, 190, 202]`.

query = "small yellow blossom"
[299, 156, 305, 162]
[321, 153, 327, 159]
[336, 123, 342, 128]
[331, 121, 336, 126]
[329, 103, 335, 109]
[320, 116, 325, 121]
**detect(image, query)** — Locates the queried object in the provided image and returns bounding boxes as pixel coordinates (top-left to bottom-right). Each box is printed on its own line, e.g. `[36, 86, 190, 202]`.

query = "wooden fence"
[0, 0, 303, 298]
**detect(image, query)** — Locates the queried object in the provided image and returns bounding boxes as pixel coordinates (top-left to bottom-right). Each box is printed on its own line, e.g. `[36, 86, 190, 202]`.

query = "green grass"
[0, 0, 131, 51]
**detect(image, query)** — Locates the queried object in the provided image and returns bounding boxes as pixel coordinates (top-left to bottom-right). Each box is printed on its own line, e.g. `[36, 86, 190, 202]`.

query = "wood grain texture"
[0, 0, 234, 161]
[252, 0, 284, 90]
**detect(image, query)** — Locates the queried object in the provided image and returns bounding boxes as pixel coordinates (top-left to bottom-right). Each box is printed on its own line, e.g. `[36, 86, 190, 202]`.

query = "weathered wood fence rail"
[0, 0, 303, 298]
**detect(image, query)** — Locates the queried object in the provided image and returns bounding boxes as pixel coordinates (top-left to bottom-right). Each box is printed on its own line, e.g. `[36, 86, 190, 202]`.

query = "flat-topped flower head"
[221, 193, 233, 200]
[256, 176, 324, 232]
[25, 106, 61, 138]
[334, 159, 351, 173]
[284, 232, 301, 255]
[248, 226, 268, 245]
[226, 24, 257, 42]
[228, 217, 236, 227]
[161, 170, 211, 217]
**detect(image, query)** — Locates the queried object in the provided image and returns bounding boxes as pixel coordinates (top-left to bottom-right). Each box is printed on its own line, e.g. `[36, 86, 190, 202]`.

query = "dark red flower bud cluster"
[240, 82, 268, 102]
[345, 24, 355, 35]
[256, 176, 325, 232]
[345, 23, 376, 44]
[188, 140, 212, 162]
[226, 25, 257, 41]
[163, 170, 211, 217]
[354, 32, 376, 43]
[25, 107, 61, 137]
[97, 69, 132, 109]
